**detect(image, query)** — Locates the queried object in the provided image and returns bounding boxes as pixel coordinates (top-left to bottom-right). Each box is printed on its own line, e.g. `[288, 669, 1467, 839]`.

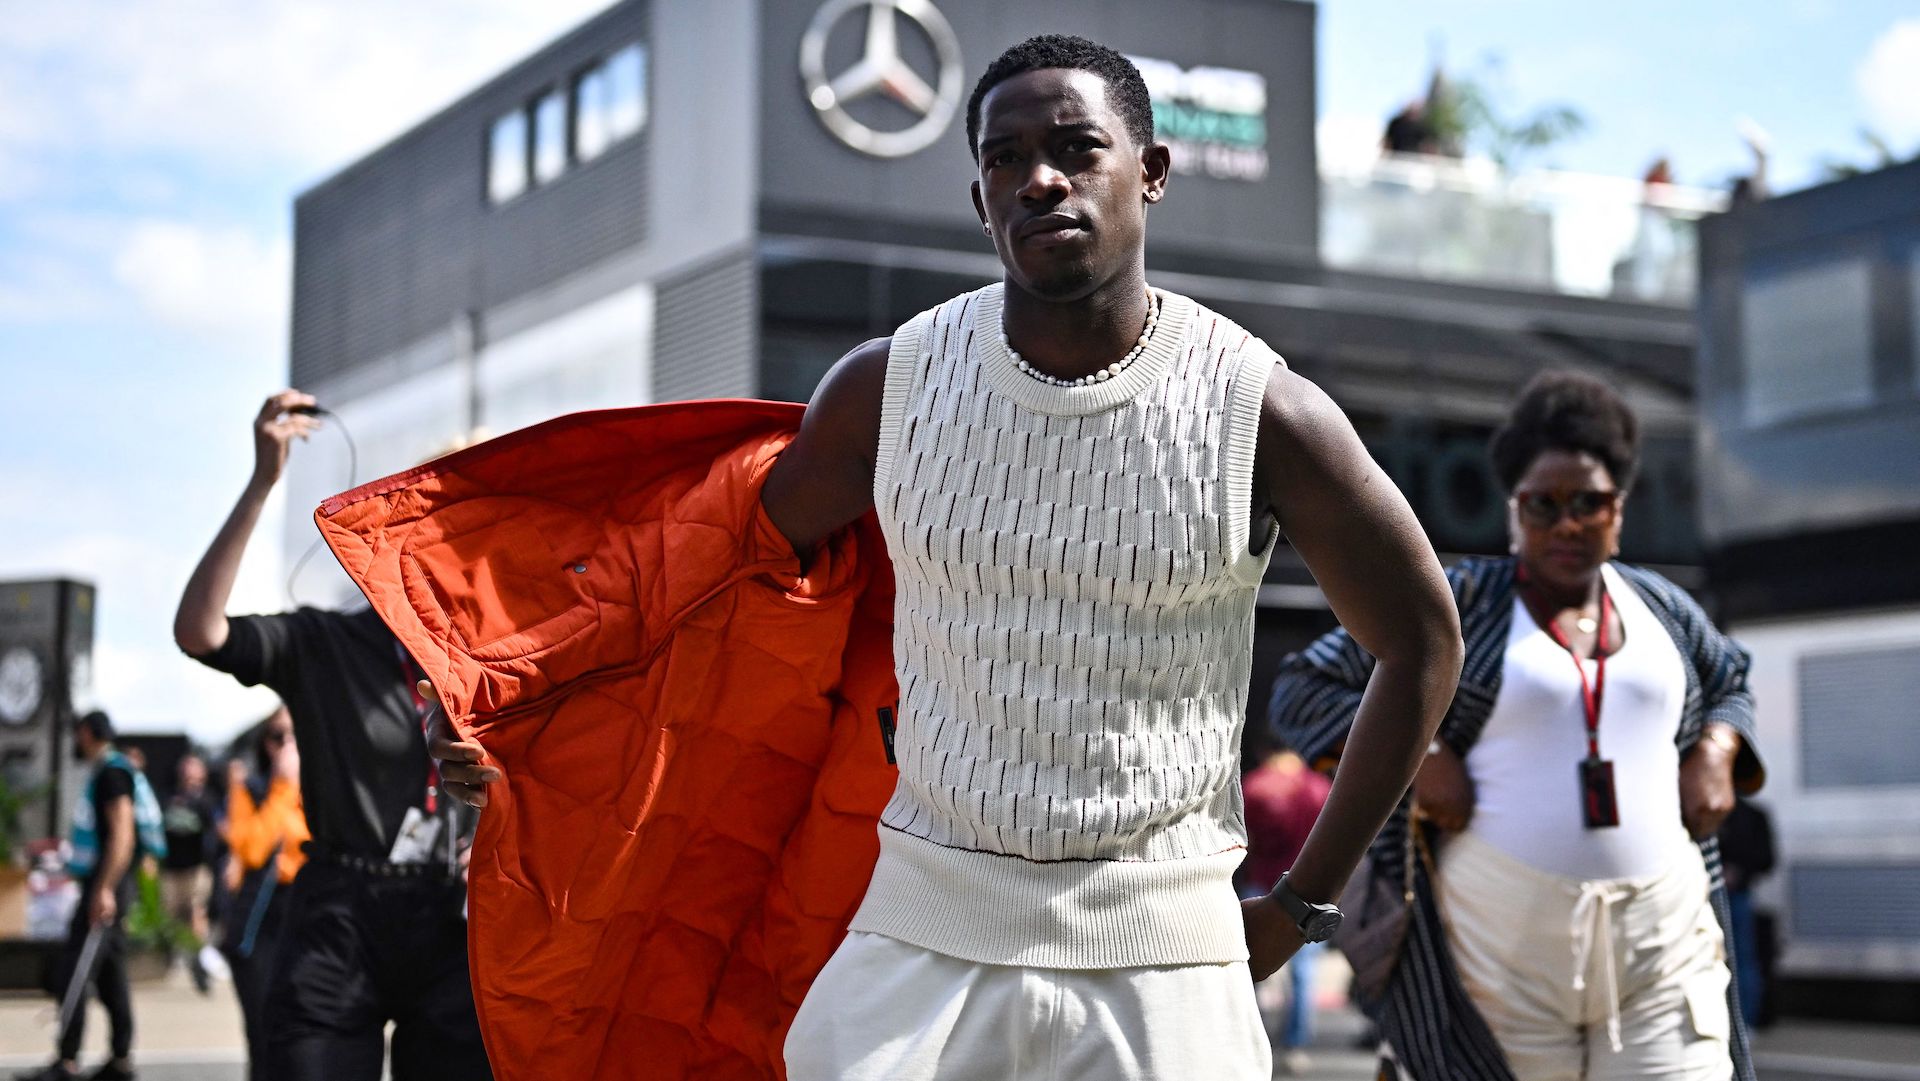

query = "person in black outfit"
[174, 390, 490, 1081]
[159, 752, 220, 992]
[19, 711, 139, 1081]
[1382, 101, 1436, 155]
[1719, 796, 1777, 1027]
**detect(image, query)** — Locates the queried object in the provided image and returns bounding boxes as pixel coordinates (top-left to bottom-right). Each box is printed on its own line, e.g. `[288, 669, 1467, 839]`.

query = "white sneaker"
[198, 943, 232, 983]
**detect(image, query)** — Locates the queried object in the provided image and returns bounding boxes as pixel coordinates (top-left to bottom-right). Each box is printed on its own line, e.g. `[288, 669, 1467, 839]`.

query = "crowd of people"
[22, 34, 1777, 1081]
[22, 709, 313, 1081]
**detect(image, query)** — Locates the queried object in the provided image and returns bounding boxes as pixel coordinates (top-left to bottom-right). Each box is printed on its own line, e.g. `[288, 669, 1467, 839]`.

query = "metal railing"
[1321, 152, 1728, 304]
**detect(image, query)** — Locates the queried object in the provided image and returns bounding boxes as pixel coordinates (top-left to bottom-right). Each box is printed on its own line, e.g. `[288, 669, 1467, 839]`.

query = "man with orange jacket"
[342, 35, 1462, 1081]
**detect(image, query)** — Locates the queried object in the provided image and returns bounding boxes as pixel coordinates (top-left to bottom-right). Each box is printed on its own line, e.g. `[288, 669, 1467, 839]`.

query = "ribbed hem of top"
[846, 827, 1249, 969]
[979, 284, 1196, 418]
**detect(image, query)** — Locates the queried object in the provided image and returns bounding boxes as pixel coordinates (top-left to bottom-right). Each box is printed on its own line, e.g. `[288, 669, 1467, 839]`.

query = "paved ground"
[0, 969, 247, 1080]
[0, 965, 1913, 1080]
[1751, 1019, 1920, 1081]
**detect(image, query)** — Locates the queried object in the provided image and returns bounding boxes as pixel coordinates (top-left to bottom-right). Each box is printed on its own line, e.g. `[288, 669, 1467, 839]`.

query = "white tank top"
[849, 282, 1281, 968]
[1462, 563, 1694, 880]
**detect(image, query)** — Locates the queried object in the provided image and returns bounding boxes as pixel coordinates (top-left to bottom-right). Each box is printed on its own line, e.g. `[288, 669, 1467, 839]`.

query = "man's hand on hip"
[1241, 894, 1305, 982]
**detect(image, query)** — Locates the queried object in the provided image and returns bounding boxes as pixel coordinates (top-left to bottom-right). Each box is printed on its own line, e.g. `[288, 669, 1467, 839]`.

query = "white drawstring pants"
[784, 931, 1271, 1081]
[1437, 830, 1733, 1081]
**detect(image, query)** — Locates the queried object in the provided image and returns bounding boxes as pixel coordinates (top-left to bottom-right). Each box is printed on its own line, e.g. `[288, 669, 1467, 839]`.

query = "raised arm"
[1243, 364, 1463, 976]
[173, 390, 319, 655]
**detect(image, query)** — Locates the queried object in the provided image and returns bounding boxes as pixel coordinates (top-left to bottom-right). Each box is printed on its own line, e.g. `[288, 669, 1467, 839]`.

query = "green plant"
[0, 771, 46, 867]
[122, 864, 197, 954]
[1819, 128, 1915, 181]
[1424, 58, 1588, 169]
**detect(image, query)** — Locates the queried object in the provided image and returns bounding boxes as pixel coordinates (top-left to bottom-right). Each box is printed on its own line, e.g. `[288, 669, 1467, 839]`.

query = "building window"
[1740, 256, 1874, 426]
[1799, 645, 1920, 789]
[606, 44, 647, 141]
[533, 88, 567, 185]
[574, 66, 612, 162]
[490, 44, 646, 204]
[488, 109, 528, 203]
[574, 44, 647, 164]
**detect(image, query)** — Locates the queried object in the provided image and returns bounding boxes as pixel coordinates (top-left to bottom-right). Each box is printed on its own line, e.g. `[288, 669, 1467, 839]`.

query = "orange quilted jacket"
[316, 400, 900, 1081]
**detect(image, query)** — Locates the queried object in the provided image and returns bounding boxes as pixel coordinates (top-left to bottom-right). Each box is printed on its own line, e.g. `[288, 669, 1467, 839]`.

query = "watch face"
[1302, 909, 1344, 944]
[0, 648, 43, 726]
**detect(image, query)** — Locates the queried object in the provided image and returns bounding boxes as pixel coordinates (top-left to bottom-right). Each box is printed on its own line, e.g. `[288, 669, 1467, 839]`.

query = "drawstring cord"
[1569, 879, 1631, 1053]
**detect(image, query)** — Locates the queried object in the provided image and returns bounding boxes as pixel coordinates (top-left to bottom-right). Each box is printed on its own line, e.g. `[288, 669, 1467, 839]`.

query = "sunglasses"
[1512, 488, 1621, 529]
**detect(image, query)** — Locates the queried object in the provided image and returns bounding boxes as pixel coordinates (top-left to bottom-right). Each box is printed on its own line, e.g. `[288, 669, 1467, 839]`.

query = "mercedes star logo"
[800, 0, 963, 158]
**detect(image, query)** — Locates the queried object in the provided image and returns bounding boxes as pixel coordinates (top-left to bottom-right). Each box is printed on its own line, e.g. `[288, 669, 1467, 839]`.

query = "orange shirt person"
[220, 708, 306, 1081]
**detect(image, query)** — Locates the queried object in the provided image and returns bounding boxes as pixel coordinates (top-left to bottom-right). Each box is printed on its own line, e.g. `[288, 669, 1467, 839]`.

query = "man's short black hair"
[966, 35, 1155, 160]
[77, 709, 115, 743]
[1488, 371, 1641, 492]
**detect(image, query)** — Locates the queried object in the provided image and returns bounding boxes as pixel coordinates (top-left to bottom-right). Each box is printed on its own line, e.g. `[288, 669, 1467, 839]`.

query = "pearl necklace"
[1004, 293, 1160, 388]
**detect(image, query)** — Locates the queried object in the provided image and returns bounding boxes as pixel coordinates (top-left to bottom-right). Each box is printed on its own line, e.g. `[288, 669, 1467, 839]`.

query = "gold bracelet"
[1701, 726, 1741, 755]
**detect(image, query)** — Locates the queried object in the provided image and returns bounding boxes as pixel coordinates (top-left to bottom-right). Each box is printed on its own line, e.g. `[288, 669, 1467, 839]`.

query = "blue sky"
[2, 1, 1917, 743]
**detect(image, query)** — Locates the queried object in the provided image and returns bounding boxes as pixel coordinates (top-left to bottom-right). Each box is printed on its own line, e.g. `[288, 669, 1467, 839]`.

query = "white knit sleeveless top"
[849, 282, 1281, 968]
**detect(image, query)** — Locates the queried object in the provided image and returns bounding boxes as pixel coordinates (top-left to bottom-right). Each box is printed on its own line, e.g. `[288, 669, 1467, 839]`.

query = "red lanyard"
[398, 644, 439, 815]
[1539, 588, 1612, 760]
[1516, 566, 1613, 760]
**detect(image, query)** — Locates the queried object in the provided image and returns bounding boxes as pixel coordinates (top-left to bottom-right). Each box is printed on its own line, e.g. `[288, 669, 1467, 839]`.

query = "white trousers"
[784, 931, 1271, 1081]
[1437, 831, 1733, 1081]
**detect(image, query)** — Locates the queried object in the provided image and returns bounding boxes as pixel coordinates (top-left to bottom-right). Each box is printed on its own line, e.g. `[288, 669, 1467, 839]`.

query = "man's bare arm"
[174, 390, 319, 655]
[90, 795, 135, 925]
[1256, 364, 1463, 903]
[432, 337, 892, 807]
[759, 336, 890, 562]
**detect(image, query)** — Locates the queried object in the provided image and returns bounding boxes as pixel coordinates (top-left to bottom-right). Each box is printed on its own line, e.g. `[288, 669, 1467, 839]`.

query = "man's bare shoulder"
[762, 336, 892, 556]
[1256, 356, 1351, 459]
[806, 336, 891, 434]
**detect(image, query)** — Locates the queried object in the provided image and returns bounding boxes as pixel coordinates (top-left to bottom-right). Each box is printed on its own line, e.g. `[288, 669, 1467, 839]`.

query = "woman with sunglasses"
[221, 708, 308, 1081]
[1270, 372, 1765, 1081]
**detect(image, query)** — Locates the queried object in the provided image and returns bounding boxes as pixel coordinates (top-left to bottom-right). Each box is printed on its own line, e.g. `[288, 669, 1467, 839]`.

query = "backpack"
[68, 749, 169, 877]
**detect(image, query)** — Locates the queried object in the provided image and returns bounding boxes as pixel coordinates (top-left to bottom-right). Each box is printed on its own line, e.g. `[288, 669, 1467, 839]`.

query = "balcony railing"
[1320, 152, 1728, 304]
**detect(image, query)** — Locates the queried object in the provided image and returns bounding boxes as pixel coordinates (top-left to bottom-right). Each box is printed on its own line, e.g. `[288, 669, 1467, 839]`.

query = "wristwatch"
[1271, 872, 1344, 943]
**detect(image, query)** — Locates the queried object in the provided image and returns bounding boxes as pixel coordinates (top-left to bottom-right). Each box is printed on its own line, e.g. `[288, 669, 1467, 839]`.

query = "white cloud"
[1317, 112, 1385, 174]
[111, 220, 290, 350]
[0, 1, 613, 338]
[0, 0, 612, 185]
[1857, 19, 1920, 147]
[0, 472, 291, 745]
[1, 1, 620, 746]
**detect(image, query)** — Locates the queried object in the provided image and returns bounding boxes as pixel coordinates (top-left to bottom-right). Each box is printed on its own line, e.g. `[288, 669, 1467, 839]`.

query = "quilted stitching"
[317, 401, 899, 1081]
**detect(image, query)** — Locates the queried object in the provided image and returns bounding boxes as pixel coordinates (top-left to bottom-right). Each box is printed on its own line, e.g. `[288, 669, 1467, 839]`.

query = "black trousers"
[263, 860, 492, 1081]
[223, 878, 289, 1081]
[55, 906, 132, 1062]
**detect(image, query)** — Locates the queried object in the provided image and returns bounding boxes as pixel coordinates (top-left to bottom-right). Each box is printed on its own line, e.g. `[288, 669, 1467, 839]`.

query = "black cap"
[77, 710, 115, 742]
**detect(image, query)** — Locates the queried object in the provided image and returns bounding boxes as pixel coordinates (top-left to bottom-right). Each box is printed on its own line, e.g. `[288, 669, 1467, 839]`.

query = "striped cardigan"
[1269, 556, 1763, 1081]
